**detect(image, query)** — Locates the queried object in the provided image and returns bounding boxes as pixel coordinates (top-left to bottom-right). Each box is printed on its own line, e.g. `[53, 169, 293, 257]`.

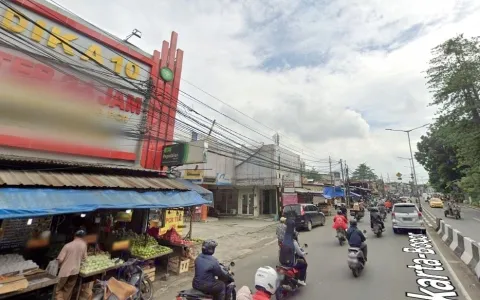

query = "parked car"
[282, 203, 326, 231]
[392, 203, 425, 234]
[429, 198, 443, 208]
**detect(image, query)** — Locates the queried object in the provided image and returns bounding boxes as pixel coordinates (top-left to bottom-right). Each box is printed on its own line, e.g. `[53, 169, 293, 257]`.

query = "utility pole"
[329, 156, 333, 186]
[274, 133, 282, 219]
[345, 162, 350, 207]
[339, 159, 345, 185]
[134, 77, 154, 167]
[207, 119, 216, 136]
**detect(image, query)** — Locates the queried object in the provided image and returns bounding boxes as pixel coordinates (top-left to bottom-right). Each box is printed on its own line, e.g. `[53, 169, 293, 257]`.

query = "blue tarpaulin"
[323, 186, 345, 199]
[0, 188, 209, 219]
[176, 179, 213, 203]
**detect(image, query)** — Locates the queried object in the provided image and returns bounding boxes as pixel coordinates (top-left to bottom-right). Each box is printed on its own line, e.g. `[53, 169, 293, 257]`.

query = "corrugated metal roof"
[0, 170, 189, 191]
[0, 154, 160, 173]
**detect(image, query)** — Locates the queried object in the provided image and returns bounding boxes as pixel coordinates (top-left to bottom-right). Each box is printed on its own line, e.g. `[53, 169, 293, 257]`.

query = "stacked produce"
[130, 234, 172, 259]
[80, 253, 124, 275]
[0, 254, 38, 275]
[160, 228, 193, 246]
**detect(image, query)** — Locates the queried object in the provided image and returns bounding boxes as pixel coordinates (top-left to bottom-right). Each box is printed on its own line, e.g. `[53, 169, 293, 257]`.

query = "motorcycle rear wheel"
[140, 278, 153, 300]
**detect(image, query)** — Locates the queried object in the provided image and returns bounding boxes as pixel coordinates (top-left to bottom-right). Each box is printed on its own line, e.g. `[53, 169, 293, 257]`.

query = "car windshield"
[394, 206, 416, 213]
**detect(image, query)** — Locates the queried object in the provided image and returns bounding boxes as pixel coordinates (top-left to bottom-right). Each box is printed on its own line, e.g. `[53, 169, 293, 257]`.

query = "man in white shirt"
[56, 230, 87, 300]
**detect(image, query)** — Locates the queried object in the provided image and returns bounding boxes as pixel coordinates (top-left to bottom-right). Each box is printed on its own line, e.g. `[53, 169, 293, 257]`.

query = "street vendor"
[56, 229, 87, 300]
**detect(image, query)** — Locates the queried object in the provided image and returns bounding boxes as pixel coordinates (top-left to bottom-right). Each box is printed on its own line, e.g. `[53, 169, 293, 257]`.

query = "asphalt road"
[163, 213, 479, 300]
[423, 203, 480, 242]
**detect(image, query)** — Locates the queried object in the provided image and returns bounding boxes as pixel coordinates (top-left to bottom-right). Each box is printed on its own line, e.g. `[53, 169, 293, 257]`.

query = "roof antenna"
[124, 29, 142, 42]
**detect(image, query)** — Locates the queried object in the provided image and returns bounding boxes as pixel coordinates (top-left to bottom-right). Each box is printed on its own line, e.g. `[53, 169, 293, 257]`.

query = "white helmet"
[254, 266, 280, 295]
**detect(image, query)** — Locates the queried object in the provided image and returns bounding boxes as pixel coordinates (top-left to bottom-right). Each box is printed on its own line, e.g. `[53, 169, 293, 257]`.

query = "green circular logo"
[160, 67, 174, 82]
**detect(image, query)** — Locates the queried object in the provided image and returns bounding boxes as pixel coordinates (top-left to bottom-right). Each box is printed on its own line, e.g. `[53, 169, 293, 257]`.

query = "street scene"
[0, 1, 480, 300]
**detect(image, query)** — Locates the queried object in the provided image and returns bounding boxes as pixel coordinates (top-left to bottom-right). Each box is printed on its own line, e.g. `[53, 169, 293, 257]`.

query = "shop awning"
[295, 188, 323, 194]
[176, 179, 213, 202]
[0, 188, 209, 219]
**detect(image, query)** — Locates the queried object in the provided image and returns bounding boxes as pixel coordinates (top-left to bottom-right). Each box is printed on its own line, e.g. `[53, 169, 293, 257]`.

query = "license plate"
[403, 218, 412, 221]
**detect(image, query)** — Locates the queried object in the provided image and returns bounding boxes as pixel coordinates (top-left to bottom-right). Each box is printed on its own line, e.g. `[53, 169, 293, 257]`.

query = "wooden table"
[0, 272, 59, 300]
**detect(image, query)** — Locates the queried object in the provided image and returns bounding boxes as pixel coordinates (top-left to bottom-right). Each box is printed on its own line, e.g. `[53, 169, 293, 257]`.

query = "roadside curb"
[435, 218, 480, 281]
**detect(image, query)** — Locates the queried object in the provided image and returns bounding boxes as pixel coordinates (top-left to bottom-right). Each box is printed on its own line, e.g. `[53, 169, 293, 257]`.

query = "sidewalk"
[154, 218, 278, 299]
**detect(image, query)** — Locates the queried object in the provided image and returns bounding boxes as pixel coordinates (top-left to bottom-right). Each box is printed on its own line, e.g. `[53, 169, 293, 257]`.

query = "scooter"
[276, 244, 308, 300]
[336, 228, 346, 246]
[93, 258, 153, 300]
[372, 223, 383, 238]
[176, 262, 236, 300]
[347, 230, 367, 278]
[444, 206, 461, 219]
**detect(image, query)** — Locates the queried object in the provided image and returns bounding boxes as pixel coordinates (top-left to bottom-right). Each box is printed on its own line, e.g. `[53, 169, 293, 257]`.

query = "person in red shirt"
[332, 210, 348, 230]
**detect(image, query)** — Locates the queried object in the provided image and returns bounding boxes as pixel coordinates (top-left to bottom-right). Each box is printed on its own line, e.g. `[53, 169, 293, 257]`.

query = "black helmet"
[350, 219, 358, 227]
[337, 210, 343, 215]
[202, 239, 218, 255]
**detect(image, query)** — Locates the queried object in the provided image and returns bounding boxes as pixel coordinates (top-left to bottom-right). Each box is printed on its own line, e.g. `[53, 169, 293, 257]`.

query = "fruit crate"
[168, 256, 190, 275]
[142, 266, 156, 282]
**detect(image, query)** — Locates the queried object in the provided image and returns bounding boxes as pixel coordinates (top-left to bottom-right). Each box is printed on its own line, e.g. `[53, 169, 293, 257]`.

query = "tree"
[351, 163, 377, 181]
[419, 34, 480, 203]
[303, 167, 325, 181]
[414, 124, 463, 193]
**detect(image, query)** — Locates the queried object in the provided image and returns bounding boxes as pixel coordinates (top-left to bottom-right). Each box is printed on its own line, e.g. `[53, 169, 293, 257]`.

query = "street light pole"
[386, 123, 429, 211]
[407, 131, 420, 201]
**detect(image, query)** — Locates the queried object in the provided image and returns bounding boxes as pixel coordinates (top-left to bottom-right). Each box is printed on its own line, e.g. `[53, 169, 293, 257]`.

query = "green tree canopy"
[351, 163, 377, 181]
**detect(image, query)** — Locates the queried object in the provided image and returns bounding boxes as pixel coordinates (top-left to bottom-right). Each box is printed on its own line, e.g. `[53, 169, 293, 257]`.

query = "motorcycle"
[347, 230, 367, 278]
[275, 244, 308, 300]
[336, 228, 346, 246]
[93, 258, 153, 300]
[176, 262, 236, 300]
[350, 210, 364, 221]
[372, 223, 382, 238]
[444, 205, 461, 219]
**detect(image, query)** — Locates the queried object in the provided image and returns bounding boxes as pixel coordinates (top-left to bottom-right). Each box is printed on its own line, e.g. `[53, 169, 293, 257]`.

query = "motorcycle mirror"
[304, 243, 308, 248]
[230, 261, 235, 267]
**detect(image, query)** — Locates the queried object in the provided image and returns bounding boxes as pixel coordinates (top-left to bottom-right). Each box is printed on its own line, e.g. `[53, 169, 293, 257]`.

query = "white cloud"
[52, 0, 480, 182]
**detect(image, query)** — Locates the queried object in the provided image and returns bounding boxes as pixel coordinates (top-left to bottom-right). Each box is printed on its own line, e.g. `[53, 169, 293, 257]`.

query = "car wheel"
[306, 220, 313, 231]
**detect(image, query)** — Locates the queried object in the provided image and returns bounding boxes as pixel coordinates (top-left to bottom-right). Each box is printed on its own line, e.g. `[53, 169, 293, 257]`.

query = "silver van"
[392, 203, 425, 234]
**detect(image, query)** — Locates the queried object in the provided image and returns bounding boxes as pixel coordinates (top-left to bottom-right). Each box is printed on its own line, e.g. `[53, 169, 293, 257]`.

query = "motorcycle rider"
[279, 219, 307, 286]
[332, 210, 348, 233]
[339, 203, 348, 217]
[346, 220, 368, 262]
[192, 240, 228, 300]
[236, 266, 281, 300]
[276, 217, 287, 247]
[369, 207, 385, 231]
[292, 231, 308, 286]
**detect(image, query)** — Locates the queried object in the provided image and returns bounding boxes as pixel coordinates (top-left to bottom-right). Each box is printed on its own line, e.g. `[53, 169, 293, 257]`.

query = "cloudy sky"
[54, 0, 480, 182]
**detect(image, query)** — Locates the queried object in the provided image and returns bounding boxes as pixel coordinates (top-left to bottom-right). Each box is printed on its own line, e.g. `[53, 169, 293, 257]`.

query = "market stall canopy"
[323, 186, 344, 199]
[0, 170, 192, 190]
[0, 188, 209, 219]
[176, 179, 213, 203]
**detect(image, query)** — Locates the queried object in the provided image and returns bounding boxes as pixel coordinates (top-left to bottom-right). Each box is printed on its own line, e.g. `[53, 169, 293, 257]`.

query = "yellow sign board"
[160, 210, 184, 235]
[183, 170, 204, 180]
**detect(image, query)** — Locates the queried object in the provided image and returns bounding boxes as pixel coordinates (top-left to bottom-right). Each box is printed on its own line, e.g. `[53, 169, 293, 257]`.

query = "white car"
[392, 203, 426, 234]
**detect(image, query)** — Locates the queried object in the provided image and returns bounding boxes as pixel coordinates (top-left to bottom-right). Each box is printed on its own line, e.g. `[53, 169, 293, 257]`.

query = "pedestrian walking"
[56, 229, 87, 300]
